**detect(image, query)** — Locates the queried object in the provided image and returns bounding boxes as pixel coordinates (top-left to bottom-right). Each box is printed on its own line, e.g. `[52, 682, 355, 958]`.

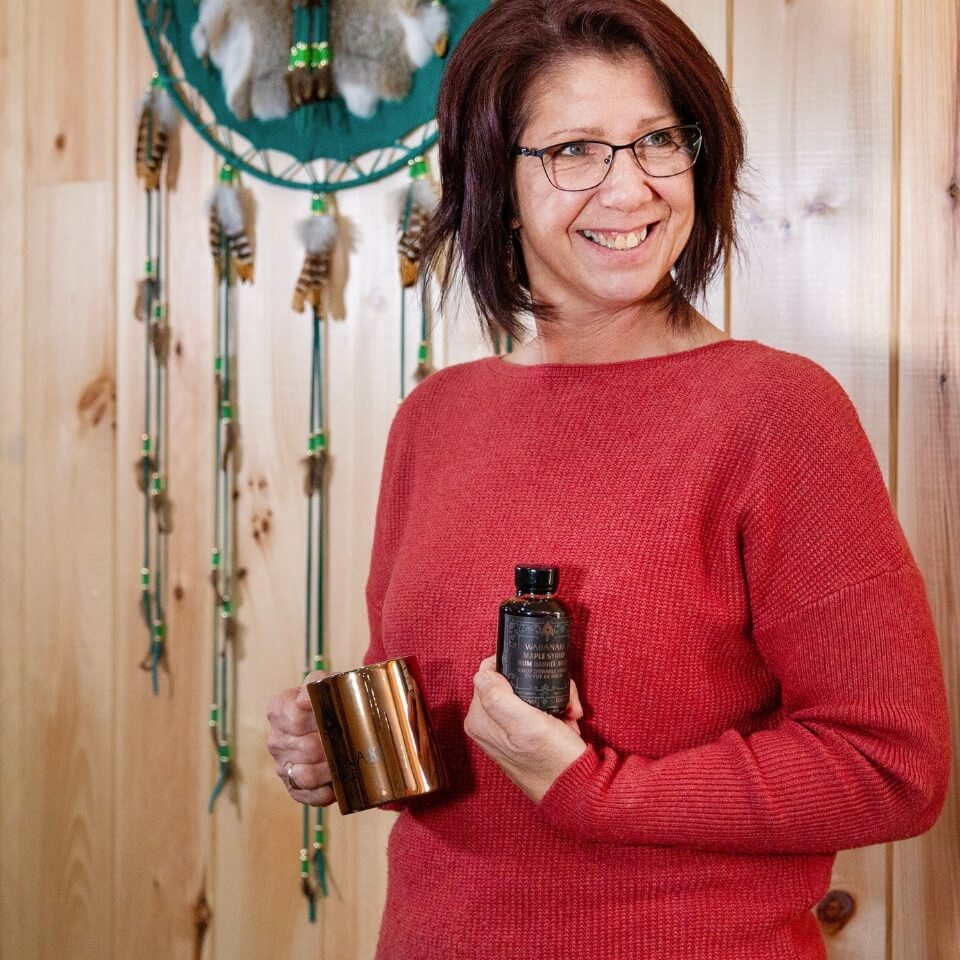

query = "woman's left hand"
[464, 655, 588, 803]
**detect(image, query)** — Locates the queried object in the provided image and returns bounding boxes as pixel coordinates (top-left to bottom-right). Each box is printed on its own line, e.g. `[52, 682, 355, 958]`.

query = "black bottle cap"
[515, 565, 559, 594]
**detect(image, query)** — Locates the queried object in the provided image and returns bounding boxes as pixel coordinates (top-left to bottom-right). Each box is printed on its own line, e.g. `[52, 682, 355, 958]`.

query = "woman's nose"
[595, 149, 656, 207]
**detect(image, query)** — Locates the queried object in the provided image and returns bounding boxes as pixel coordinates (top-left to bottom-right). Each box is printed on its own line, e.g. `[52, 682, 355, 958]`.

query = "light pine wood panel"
[729, 2, 896, 957]
[1, 1, 958, 958]
[730, 0, 896, 462]
[24, 0, 117, 185]
[22, 181, 117, 960]
[210, 179, 323, 960]
[892, 0, 960, 955]
[0, 0, 27, 956]
[112, 8, 216, 958]
[666, 0, 729, 329]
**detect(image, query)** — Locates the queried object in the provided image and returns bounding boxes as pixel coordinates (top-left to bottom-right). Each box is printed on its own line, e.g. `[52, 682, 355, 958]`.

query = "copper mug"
[306, 656, 448, 814]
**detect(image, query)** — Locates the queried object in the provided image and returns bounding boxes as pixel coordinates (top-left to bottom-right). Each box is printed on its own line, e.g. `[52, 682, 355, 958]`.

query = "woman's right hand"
[266, 670, 336, 807]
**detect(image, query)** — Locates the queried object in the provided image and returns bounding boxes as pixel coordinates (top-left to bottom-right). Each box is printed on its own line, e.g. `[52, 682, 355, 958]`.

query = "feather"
[153, 492, 173, 535]
[135, 87, 181, 191]
[398, 179, 438, 287]
[220, 419, 238, 470]
[208, 182, 256, 283]
[134, 454, 158, 493]
[134, 278, 149, 322]
[292, 211, 338, 313]
[302, 450, 327, 496]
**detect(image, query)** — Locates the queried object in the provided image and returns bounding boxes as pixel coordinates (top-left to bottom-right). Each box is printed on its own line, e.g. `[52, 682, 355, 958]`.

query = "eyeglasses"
[514, 123, 703, 191]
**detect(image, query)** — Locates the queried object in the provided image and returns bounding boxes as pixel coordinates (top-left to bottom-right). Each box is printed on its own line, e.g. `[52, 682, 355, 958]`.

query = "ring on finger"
[284, 760, 303, 792]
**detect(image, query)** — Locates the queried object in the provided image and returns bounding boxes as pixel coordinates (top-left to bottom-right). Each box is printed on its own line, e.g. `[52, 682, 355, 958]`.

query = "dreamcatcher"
[134, 0, 489, 921]
[135, 73, 180, 693]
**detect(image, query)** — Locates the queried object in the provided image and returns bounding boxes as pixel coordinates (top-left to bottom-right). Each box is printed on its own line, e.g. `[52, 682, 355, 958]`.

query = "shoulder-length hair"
[420, 0, 746, 343]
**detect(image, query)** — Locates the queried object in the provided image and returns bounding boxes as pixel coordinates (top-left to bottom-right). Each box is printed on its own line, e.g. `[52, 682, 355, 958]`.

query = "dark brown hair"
[420, 0, 746, 343]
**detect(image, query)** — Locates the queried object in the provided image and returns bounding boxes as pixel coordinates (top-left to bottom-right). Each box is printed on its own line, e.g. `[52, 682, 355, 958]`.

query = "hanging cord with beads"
[289, 0, 331, 132]
[135, 73, 177, 693]
[398, 155, 439, 401]
[207, 163, 250, 811]
[301, 305, 330, 919]
[292, 189, 337, 919]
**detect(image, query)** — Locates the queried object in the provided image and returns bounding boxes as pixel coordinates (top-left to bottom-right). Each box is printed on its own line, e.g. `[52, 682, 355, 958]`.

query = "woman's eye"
[557, 142, 592, 157]
[641, 132, 672, 149]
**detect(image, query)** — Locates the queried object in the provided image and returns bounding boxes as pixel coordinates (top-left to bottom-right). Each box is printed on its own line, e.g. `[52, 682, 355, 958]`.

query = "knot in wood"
[816, 889, 856, 932]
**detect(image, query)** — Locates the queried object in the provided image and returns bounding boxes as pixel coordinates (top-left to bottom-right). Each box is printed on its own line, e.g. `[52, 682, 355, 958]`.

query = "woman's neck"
[503, 304, 728, 366]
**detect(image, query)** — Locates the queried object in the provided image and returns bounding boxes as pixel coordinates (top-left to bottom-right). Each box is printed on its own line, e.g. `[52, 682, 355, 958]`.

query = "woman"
[267, 1, 951, 957]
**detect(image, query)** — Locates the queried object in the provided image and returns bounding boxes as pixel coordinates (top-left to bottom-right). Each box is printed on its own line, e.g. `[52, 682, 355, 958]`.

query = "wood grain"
[1, 1, 958, 958]
[0, 0, 27, 955]
[112, 4, 216, 957]
[729, 1, 896, 957]
[892, 0, 960, 955]
[22, 181, 117, 959]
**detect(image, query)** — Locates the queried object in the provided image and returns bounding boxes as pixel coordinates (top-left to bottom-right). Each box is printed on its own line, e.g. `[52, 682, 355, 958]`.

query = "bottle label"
[500, 614, 570, 714]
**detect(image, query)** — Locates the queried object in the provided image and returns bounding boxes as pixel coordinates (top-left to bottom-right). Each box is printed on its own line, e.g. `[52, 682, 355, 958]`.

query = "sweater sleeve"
[536, 362, 952, 854]
[363, 391, 420, 668]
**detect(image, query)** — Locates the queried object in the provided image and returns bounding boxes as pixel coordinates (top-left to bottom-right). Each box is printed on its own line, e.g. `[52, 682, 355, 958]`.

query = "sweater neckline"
[482, 337, 754, 379]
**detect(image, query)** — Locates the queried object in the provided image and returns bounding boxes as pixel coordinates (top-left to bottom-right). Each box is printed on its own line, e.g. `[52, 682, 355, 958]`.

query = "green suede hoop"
[136, 0, 487, 191]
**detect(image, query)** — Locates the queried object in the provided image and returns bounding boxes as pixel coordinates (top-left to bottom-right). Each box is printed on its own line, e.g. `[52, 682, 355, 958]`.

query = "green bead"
[150, 473, 164, 495]
[144, 257, 155, 278]
[221, 598, 233, 618]
[140, 434, 151, 455]
[417, 342, 429, 363]
[152, 620, 166, 639]
[313, 654, 325, 670]
[140, 568, 150, 589]
[211, 547, 221, 568]
[310, 41, 330, 68]
[299, 850, 309, 877]
[153, 301, 165, 320]
[407, 155, 429, 180]
[311, 193, 327, 216]
[218, 164, 235, 185]
[214, 355, 223, 374]
[209, 705, 218, 726]
[220, 401, 233, 422]
[313, 826, 324, 847]
[218, 743, 230, 764]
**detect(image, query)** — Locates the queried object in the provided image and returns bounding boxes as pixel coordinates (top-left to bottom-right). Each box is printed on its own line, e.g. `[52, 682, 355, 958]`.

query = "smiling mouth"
[579, 223, 655, 250]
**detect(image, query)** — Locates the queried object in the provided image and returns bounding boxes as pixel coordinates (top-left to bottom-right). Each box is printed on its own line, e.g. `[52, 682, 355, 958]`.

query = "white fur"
[409, 177, 439, 213]
[209, 184, 245, 235]
[397, 4, 448, 68]
[296, 213, 338, 254]
[213, 21, 254, 117]
[336, 79, 379, 119]
[153, 88, 181, 132]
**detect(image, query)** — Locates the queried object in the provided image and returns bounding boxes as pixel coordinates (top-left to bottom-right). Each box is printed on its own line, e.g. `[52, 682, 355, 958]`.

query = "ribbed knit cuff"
[535, 746, 606, 839]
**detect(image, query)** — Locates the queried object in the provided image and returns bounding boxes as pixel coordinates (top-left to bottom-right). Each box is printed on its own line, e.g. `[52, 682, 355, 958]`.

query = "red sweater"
[363, 338, 951, 960]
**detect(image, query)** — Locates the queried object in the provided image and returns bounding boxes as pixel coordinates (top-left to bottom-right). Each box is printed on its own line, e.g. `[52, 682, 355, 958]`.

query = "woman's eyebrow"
[541, 114, 676, 141]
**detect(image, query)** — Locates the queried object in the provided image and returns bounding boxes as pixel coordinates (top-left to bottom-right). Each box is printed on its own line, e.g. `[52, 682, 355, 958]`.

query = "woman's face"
[513, 53, 696, 318]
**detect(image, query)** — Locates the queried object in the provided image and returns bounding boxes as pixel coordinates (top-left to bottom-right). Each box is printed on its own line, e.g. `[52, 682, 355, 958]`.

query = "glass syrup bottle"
[496, 565, 570, 716]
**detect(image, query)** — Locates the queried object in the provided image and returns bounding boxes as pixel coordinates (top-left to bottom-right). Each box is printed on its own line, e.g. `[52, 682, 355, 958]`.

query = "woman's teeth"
[582, 225, 650, 250]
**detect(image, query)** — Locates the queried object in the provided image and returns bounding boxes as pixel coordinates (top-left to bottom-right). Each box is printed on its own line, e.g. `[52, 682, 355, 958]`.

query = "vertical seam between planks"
[886, 0, 904, 954]
[16, 0, 29, 954]
[724, 0, 734, 336]
[110, 0, 122, 953]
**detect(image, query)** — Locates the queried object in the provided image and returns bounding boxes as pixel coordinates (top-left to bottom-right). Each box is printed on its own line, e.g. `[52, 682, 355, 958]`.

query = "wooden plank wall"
[0, 1, 956, 958]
